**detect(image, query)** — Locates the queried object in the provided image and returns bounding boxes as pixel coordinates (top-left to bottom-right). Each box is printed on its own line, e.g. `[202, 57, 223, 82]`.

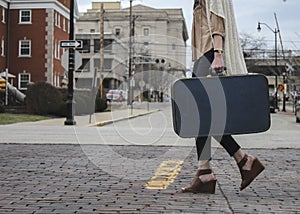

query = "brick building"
[0, 0, 78, 91]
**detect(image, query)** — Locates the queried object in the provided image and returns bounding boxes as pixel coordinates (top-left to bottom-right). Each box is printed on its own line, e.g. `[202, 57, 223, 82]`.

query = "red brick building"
[0, 0, 78, 91]
[0, 0, 7, 72]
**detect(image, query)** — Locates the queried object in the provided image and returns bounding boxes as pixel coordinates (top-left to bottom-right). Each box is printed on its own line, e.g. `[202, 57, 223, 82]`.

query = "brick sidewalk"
[0, 144, 299, 213]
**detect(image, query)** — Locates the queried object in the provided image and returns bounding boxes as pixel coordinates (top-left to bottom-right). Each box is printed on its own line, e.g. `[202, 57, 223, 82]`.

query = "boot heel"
[238, 155, 265, 191]
[182, 169, 216, 194]
[201, 179, 216, 194]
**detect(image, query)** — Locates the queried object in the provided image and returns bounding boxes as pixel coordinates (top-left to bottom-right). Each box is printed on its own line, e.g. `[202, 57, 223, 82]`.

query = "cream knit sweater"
[207, 0, 248, 75]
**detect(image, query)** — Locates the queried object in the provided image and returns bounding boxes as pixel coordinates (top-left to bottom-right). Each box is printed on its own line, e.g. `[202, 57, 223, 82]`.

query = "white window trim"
[54, 40, 61, 59]
[2, 8, 5, 23]
[19, 10, 32, 24]
[18, 73, 31, 90]
[1, 38, 4, 56]
[54, 12, 57, 26]
[54, 40, 58, 59]
[57, 13, 61, 28]
[19, 40, 31, 57]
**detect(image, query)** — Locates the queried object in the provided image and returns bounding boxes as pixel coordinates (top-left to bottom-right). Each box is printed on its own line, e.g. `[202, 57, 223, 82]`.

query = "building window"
[57, 41, 61, 59]
[2, 8, 5, 23]
[94, 59, 100, 70]
[19, 10, 32, 24]
[1, 37, 4, 56]
[172, 44, 176, 50]
[57, 13, 61, 28]
[19, 40, 31, 57]
[94, 39, 113, 53]
[80, 39, 90, 53]
[55, 12, 61, 28]
[77, 59, 90, 72]
[115, 28, 121, 36]
[54, 40, 60, 59]
[94, 39, 100, 53]
[18, 73, 30, 90]
[90, 29, 95, 33]
[68, 20, 70, 33]
[94, 59, 112, 71]
[104, 59, 113, 70]
[53, 72, 60, 87]
[144, 28, 149, 36]
[63, 17, 66, 31]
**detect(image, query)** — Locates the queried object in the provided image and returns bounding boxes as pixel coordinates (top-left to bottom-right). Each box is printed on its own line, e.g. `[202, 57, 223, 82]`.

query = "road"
[0, 103, 299, 213]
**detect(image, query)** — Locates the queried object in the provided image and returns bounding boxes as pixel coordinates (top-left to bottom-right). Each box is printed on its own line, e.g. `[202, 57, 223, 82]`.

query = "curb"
[92, 109, 160, 127]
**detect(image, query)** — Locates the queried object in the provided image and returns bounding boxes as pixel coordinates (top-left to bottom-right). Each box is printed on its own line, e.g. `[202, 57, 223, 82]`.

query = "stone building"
[75, 2, 189, 97]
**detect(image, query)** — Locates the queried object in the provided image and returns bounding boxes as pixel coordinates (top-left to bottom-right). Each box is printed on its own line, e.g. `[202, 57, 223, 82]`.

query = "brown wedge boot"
[238, 154, 265, 191]
[181, 169, 216, 194]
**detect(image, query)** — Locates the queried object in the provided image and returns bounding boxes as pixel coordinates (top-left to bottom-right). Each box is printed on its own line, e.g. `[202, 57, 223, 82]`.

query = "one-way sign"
[60, 40, 83, 49]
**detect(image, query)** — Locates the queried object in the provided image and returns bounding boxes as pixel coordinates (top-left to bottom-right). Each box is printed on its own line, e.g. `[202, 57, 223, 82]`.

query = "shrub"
[26, 82, 64, 116]
[95, 96, 107, 112]
[74, 89, 107, 115]
[26, 82, 107, 116]
[0, 103, 4, 113]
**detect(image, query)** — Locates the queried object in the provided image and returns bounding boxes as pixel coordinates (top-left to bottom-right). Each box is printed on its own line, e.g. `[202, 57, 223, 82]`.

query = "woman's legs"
[193, 49, 214, 164]
[184, 49, 265, 192]
[181, 51, 216, 193]
[215, 135, 256, 170]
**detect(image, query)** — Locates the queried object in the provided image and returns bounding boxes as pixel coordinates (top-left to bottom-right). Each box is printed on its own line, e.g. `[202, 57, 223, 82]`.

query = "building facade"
[0, 0, 7, 72]
[76, 2, 189, 95]
[0, 0, 78, 91]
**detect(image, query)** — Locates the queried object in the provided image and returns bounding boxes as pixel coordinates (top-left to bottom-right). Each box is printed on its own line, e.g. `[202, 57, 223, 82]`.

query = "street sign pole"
[64, 0, 76, 125]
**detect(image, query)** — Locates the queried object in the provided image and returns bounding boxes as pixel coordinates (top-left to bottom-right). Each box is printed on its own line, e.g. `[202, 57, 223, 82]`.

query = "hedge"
[26, 82, 107, 116]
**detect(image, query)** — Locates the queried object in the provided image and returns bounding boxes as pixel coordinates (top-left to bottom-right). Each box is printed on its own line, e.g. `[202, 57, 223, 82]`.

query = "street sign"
[139, 80, 145, 89]
[60, 40, 83, 49]
[61, 50, 82, 70]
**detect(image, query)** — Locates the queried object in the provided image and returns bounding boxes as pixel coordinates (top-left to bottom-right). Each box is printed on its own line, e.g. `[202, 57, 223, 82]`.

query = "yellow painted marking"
[146, 160, 183, 190]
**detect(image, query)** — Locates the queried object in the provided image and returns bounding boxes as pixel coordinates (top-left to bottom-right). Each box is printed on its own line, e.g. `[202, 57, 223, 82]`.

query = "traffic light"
[0, 79, 6, 93]
[155, 58, 165, 64]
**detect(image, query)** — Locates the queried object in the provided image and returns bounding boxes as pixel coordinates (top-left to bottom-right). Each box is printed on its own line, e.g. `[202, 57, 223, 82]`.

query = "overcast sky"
[78, 0, 300, 50]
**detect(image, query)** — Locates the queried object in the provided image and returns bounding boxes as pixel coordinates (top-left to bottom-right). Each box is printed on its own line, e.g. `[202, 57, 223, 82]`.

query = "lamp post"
[257, 21, 280, 111]
[64, 0, 76, 125]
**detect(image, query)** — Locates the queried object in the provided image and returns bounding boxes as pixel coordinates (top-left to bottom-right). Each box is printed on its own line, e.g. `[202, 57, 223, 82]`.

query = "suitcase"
[171, 74, 270, 138]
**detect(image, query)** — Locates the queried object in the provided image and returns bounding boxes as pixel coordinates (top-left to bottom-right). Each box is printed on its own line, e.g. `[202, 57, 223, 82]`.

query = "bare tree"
[240, 32, 267, 51]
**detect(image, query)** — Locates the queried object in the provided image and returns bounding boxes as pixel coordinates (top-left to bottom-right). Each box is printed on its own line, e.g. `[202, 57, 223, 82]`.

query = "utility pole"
[64, 0, 76, 125]
[99, 3, 104, 98]
[127, 0, 133, 106]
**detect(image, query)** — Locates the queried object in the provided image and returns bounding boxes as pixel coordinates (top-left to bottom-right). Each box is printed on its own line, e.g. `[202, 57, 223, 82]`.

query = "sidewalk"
[26, 104, 159, 127]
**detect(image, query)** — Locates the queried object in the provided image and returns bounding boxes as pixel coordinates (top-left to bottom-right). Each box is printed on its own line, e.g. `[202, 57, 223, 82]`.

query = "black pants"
[193, 50, 241, 160]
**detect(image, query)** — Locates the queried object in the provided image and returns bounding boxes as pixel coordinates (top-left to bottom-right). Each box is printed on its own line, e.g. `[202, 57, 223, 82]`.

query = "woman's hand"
[211, 52, 224, 72]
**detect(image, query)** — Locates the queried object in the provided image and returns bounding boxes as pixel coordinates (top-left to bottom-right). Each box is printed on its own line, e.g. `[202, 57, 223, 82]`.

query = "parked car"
[269, 93, 276, 113]
[296, 105, 300, 123]
[295, 93, 300, 123]
[106, 90, 126, 102]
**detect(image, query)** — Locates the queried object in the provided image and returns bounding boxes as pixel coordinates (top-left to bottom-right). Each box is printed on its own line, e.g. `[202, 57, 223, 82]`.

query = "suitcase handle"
[209, 67, 227, 76]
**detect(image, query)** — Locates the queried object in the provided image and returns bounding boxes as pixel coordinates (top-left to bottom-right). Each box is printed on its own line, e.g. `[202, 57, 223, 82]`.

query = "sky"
[77, 0, 300, 50]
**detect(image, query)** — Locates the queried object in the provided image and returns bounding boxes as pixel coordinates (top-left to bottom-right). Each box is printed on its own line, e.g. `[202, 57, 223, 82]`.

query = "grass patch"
[0, 113, 52, 125]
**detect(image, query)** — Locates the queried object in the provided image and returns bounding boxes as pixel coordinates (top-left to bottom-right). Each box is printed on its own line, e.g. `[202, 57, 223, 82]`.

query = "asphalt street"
[0, 103, 299, 213]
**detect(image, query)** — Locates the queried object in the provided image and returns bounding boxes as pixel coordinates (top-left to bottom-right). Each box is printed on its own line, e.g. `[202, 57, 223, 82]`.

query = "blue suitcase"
[171, 74, 270, 138]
